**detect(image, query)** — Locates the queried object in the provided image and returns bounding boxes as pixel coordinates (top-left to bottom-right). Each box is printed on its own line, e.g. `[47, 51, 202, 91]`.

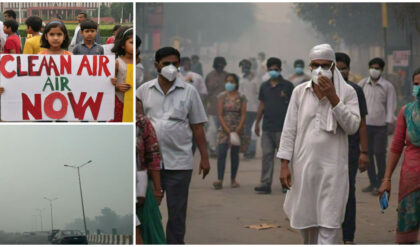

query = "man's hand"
[153, 190, 164, 205]
[254, 122, 260, 137]
[280, 164, 292, 190]
[199, 157, 210, 179]
[387, 123, 395, 135]
[358, 153, 369, 172]
[318, 76, 339, 107]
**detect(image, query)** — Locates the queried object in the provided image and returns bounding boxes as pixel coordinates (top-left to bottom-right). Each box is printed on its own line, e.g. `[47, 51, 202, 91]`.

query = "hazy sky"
[0, 125, 133, 233]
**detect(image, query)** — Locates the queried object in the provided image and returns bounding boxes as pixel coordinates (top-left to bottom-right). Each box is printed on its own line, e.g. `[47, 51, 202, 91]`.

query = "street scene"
[0, 125, 133, 244]
[137, 2, 420, 245]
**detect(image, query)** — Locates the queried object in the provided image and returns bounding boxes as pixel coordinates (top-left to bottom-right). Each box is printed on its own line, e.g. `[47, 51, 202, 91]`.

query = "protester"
[238, 59, 259, 159]
[378, 68, 420, 244]
[213, 73, 247, 189]
[39, 21, 72, 55]
[288, 59, 311, 86]
[359, 57, 397, 195]
[110, 26, 134, 122]
[179, 57, 208, 101]
[206, 56, 229, 157]
[106, 24, 121, 44]
[23, 16, 45, 54]
[335, 52, 370, 244]
[254, 57, 294, 194]
[191, 54, 203, 76]
[137, 47, 210, 244]
[277, 44, 360, 244]
[136, 99, 166, 244]
[3, 19, 20, 54]
[73, 20, 104, 55]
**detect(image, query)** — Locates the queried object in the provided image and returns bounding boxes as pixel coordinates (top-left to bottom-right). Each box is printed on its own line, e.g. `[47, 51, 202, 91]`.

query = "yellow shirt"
[22, 35, 45, 54]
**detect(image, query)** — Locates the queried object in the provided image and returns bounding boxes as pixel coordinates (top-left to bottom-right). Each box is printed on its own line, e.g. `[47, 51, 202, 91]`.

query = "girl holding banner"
[39, 21, 72, 55]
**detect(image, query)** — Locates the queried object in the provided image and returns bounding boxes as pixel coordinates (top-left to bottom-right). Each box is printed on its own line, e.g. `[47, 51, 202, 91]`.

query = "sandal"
[231, 181, 240, 188]
[213, 181, 223, 190]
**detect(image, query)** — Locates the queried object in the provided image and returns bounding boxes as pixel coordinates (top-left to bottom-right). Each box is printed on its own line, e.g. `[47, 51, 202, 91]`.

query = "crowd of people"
[0, 10, 134, 122]
[136, 41, 420, 244]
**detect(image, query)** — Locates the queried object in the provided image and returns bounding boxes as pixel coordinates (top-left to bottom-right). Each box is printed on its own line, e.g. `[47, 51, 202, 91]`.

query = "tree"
[111, 3, 133, 23]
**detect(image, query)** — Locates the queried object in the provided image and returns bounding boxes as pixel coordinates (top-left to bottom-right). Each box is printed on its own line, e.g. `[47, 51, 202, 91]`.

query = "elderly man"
[137, 47, 210, 244]
[277, 44, 361, 244]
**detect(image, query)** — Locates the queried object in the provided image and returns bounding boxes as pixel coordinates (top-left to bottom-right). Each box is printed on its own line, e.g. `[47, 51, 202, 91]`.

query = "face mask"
[268, 70, 280, 79]
[311, 66, 333, 85]
[369, 68, 382, 79]
[295, 67, 304, 75]
[160, 64, 178, 81]
[413, 85, 420, 99]
[225, 82, 236, 92]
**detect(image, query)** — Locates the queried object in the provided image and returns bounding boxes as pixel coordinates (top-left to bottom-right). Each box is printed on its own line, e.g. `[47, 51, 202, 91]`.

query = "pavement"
[160, 137, 401, 244]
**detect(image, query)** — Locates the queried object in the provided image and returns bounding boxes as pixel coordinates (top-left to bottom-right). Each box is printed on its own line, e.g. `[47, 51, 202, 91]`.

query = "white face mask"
[311, 65, 333, 85]
[160, 64, 178, 81]
[369, 68, 382, 79]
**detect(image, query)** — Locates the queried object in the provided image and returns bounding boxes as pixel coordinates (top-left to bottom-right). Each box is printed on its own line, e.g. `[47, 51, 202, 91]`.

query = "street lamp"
[44, 197, 58, 231]
[36, 208, 45, 232]
[64, 160, 92, 235]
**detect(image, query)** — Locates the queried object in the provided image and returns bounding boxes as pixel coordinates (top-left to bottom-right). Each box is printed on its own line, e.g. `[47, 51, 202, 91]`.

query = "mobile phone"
[380, 191, 389, 213]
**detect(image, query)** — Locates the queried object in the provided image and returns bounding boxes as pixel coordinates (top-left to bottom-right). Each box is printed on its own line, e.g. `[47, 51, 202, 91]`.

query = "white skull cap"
[309, 44, 336, 62]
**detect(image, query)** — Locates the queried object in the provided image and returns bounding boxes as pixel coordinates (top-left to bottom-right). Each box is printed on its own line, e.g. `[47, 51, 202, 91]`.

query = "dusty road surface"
[160, 138, 401, 244]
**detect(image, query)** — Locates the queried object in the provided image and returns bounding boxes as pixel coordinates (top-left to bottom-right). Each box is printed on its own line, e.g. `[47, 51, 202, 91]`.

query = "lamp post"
[44, 197, 58, 231]
[64, 160, 92, 235]
[36, 208, 45, 232]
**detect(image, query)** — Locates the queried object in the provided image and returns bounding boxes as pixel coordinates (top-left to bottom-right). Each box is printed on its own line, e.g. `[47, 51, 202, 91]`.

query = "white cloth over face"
[309, 44, 356, 134]
[276, 44, 361, 230]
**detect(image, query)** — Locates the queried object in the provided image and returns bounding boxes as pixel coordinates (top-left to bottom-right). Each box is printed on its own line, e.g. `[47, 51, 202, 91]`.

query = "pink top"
[390, 107, 420, 202]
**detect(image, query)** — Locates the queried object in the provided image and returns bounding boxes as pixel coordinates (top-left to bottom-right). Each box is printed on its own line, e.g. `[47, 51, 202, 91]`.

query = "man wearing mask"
[335, 52, 369, 244]
[205, 57, 228, 157]
[277, 44, 361, 244]
[179, 57, 208, 102]
[288, 59, 311, 86]
[359, 58, 397, 195]
[238, 59, 259, 159]
[191, 55, 203, 76]
[254, 57, 294, 194]
[137, 47, 210, 244]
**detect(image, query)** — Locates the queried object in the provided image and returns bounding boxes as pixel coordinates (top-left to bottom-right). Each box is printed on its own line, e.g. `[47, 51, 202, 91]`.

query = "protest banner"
[122, 64, 133, 122]
[0, 54, 115, 121]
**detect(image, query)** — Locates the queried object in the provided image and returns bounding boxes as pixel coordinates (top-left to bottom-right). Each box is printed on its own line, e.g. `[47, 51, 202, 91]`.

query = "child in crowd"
[73, 20, 104, 55]
[39, 21, 72, 55]
[106, 24, 121, 44]
[3, 19, 21, 54]
[23, 16, 45, 54]
[109, 26, 133, 122]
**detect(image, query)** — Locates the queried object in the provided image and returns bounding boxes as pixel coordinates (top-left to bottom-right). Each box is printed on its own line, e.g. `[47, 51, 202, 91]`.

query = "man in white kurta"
[277, 44, 361, 244]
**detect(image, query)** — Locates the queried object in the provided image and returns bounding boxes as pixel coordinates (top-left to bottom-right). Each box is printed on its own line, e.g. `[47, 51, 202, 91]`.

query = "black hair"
[266, 57, 282, 68]
[40, 21, 70, 49]
[136, 35, 141, 49]
[294, 59, 305, 68]
[111, 26, 133, 57]
[4, 10, 16, 19]
[180, 57, 191, 65]
[4, 19, 18, 33]
[78, 12, 88, 18]
[213, 56, 227, 69]
[80, 20, 98, 31]
[413, 68, 420, 81]
[112, 24, 121, 32]
[239, 59, 251, 68]
[335, 52, 351, 68]
[226, 73, 239, 88]
[25, 16, 43, 32]
[154, 47, 181, 62]
[369, 57, 385, 69]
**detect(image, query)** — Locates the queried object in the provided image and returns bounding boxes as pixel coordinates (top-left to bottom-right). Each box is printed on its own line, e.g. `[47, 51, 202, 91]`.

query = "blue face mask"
[225, 82, 236, 92]
[295, 67, 304, 75]
[413, 85, 420, 99]
[268, 70, 280, 79]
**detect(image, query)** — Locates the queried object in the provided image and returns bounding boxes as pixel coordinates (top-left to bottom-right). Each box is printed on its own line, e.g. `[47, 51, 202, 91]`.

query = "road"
[160, 137, 401, 244]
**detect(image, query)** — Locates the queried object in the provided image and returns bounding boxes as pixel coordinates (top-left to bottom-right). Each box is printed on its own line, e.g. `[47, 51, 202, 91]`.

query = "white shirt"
[69, 24, 80, 52]
[239, 74, 259, 112]
[277, 81, 360, 229]
[359, 76, 397, 126]
[0, 21, 6, 52]
[178, 70, 207, 96]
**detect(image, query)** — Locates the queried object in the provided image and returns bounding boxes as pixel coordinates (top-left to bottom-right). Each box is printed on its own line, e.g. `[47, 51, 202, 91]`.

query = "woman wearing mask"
[213, 73, 247, 190]
[378, 68, 420, 244]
